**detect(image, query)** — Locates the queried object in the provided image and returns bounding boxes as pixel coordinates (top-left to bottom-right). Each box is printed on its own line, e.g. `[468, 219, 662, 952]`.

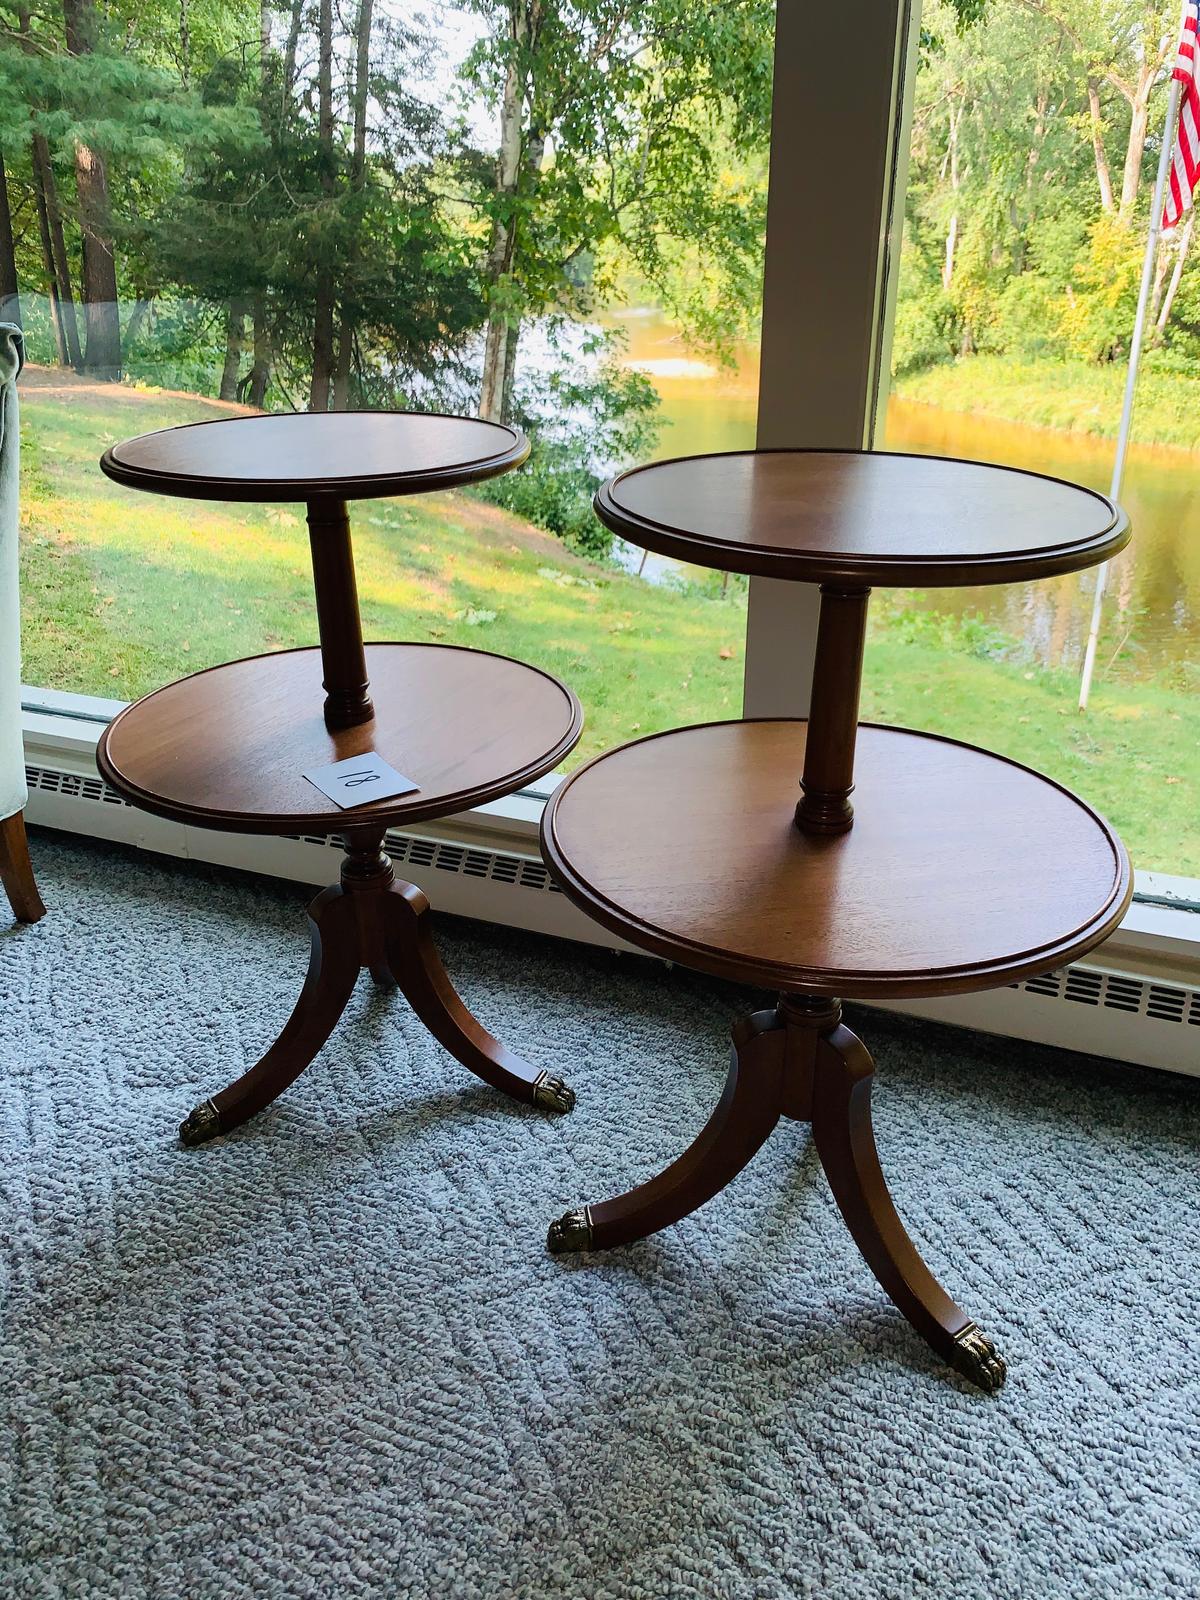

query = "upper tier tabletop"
[593, 449, 1129, 586]
[96, 643, 582, 835]
[541, 720, 1131, 999]
[99, 411, 529, 503]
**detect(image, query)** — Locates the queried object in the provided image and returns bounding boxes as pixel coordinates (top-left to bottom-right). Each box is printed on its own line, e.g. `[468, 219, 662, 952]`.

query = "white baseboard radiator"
[23, 755, 1200, 1080]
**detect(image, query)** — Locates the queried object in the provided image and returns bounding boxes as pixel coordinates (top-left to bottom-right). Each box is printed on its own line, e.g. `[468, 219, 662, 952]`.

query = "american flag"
[1164, 2, 1200, 229]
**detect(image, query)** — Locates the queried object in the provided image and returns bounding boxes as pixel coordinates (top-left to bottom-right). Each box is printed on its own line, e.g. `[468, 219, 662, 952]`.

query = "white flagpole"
[1078, 69, 1184, 712]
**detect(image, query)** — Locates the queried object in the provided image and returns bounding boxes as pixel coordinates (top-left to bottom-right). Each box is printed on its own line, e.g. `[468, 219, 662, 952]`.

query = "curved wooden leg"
[810, 1021, 1006, 1393]
[382, 878, 575, 1113]
[179, 885, 360, 1146]
[0, 812, 46, 924]
[547, 1008, 786, 1253]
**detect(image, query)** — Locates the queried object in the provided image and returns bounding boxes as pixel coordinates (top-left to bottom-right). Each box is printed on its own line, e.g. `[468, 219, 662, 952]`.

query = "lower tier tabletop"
[541, 720, 1131, 998]
[97, 643, 582, 834]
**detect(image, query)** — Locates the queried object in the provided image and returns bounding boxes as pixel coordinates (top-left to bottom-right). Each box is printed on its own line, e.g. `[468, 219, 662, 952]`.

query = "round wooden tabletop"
[594, 449, 1129, 585]
[541, 720, 1131, 998]
[97, 643, 582, 834]
[100, 411, 530, 503]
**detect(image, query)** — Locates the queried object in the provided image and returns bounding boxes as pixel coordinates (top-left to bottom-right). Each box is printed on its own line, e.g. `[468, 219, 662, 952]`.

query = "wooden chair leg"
[179, 884, 360, 1146]
[810, 1020, 1007, 1392]
[547, 1008, 786, 1253]
[0, 811, 46, 924]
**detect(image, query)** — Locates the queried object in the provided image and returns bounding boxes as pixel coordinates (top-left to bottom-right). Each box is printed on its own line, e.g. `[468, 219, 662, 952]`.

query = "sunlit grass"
[17, 377, 745, 767]
[896, 355, 1200, 451]
[16, 371, 1197, 873]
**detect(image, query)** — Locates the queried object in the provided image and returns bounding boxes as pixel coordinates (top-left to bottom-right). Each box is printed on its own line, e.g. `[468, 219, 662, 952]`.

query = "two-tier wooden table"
[541, 449, 1133, 1392]
[97, 412, 582, 1146]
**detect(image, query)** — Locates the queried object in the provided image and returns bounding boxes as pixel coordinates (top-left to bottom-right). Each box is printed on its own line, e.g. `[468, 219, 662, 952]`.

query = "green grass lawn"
[17, 369, 1199, 874]
[896, 354, 1200, 451]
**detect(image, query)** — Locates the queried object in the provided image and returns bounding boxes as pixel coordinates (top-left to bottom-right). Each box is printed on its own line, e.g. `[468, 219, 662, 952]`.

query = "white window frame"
[17, 2, 1200, 1013]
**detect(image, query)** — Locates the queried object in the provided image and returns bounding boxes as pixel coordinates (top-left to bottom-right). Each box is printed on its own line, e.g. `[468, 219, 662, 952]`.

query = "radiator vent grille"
[1010, 967, 1200, 1026]
[24, 761, 1199, 1004]
[25, 762, 560, 896]
[26, 765, 126, 807]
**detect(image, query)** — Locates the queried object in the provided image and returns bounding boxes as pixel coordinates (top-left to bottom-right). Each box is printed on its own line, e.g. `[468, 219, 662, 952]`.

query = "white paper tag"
[302, 752, 420, 809]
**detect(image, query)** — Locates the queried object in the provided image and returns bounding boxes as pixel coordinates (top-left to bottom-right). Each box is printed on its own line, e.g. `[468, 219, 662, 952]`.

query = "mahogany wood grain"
[541, 719, 1132, 999]
[548, 994, 1007, 1392]
[796, 585, 870, 834]
[0, 811, 46, 923]
[594, 449, 1129, 586]
[100, 410, 529, 503]
[188, 829, 574, 1144]
[563, 1008, 786, 1251]
[99, 409, 573, 1152]
[97, 643, 583, 836]
[305, 497, 374, 728]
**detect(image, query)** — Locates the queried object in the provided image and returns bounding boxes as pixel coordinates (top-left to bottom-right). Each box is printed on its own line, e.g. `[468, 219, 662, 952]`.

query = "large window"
[9, 2, 1196, 890]
[875, 0, 1199, 877]
[9, 2, 772, 768]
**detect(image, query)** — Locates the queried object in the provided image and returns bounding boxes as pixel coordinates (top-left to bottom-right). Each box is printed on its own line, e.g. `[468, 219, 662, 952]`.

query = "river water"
[607, 311, 1199, 684]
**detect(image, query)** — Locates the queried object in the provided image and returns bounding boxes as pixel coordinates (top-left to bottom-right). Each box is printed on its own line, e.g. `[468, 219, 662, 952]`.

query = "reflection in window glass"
[8, 2, 774, 767]
[880, 0, 1199, 875]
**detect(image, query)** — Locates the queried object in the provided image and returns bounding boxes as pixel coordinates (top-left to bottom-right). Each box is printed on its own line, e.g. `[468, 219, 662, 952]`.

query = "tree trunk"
[282, 0, 304, 104]
[31, 158, 69, 363]
[74, 145, 122, 378]
[500, 317, 520, 420]
[351, 0, 373, 183]
[219, 297, 247, 400]
[332, 325, 352, 410]
[1157, 208, 1195, 331]
[247, 295, 270, 407]
[123, 296, 151, 351]
[1087, 78, 1115, 213]
[329, 0, 373, 414]
[178, 0, 191, 86]
[62, 0, 122, 378]
[0, 152, 22, 328]
[21, 6, 82, 365]
[30, 136, 82, 369]
[1117, 68, 1153, 219]
[942, 99, 961, 291]
[479, 1, 532, 422]
[310, 293, 334, 416]
[309, 0, 335, 412]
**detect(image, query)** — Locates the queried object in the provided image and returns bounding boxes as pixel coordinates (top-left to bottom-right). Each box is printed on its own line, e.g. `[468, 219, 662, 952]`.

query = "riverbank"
[16, 369, 1199, 874]
[894, 354, 1200, 453]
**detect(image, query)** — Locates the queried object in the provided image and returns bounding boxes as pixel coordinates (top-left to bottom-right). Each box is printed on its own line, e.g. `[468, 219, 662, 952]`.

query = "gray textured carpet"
[1, 834, 1198, 1600]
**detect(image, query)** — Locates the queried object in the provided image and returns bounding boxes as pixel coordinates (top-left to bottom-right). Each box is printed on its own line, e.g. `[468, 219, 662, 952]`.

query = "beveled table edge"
[97, 642, 583, 836]
[594, 448, 1130, 586]
[100, 410, 530, 503]
[540, 717, 1133, 1000]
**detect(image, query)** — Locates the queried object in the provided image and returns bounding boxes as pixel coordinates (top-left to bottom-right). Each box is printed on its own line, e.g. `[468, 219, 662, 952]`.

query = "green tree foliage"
[455, 0, 774, 419]
[897, 0, 1193, 379]
[474, 323, 660, 557]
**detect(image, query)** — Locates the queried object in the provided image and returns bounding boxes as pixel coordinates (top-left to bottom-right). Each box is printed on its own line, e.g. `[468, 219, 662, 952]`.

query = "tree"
[896, 0, 1193, 374]
[458, 0, 774, 421]
[60, 0, 122, 376]
[0, 148, 20, 325]
[1021, 2, 1175, 217]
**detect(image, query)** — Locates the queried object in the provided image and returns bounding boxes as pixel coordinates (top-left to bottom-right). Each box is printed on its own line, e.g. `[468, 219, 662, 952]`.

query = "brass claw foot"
[179, 1100, 222, 1148]
[532, 1072, 576, 1114]
[547, 1206, 593, 1254]
[951, 1323, 1007, 1393]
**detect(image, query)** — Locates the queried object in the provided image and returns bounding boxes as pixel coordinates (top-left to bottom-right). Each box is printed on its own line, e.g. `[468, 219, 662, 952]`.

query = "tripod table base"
[546, 996, 1006, 1393]
[178, 830, 575, 1146]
